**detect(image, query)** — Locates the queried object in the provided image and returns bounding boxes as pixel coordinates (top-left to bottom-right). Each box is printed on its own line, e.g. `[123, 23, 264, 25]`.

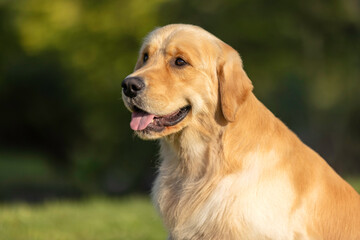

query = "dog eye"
[175, 57, 187, 66]
[143, 53, 149, 63]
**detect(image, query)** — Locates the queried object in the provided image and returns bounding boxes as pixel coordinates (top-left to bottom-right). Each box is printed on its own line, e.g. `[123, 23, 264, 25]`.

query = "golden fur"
[122, 24, 360, 240]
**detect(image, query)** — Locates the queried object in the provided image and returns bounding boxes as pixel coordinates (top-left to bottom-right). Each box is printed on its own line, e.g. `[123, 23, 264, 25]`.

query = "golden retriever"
[122, 24, 360, 240]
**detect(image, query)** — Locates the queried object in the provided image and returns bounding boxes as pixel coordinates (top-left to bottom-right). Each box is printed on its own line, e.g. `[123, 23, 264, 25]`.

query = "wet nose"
[121, 77, 145, 98]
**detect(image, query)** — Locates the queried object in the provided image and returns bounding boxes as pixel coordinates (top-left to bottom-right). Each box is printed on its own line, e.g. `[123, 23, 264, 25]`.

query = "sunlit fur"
[123, 24, 360, 240]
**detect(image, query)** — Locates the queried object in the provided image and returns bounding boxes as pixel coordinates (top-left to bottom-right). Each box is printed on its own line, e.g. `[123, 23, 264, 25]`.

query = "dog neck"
[159, 93, 279, 180]
[159, 123, 223, 180]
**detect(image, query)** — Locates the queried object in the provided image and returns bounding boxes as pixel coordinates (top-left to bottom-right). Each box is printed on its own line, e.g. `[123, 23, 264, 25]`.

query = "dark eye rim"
[175, 57, 187, 66]
[143, 53, 149, 63]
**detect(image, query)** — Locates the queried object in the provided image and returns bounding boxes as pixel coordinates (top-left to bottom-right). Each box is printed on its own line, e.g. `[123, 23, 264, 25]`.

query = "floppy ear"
[217, 43, 253, 122]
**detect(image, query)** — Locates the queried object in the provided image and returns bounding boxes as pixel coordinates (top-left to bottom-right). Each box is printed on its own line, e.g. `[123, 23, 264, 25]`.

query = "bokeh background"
[0, 0, 359, 238]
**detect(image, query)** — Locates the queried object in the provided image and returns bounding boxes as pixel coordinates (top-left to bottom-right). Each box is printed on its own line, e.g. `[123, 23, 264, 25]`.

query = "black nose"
[121, 77, 145, 98]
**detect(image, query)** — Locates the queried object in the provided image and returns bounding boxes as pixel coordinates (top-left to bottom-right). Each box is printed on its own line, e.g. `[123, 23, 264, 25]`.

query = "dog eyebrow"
[167, 44, 201, 62]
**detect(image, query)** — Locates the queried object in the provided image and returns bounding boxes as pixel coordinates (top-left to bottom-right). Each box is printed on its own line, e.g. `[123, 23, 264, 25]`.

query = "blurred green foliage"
[0, 0, 359, 199]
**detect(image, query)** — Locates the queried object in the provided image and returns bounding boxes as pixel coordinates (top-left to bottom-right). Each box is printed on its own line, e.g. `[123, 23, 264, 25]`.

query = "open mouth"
[130, 105, 191, 132]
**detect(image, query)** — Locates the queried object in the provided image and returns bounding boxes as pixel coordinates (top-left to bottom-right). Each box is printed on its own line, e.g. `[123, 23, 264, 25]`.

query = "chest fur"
[152, 152, 301, 240]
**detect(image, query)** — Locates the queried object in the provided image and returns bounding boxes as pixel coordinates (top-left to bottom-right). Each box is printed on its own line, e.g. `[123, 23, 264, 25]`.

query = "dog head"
[122, 24, 253, 140]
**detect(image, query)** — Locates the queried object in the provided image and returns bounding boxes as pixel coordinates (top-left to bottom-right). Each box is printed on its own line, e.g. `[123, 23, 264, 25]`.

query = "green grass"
[0, 178, 359, 240]
[0, 196, 166, 240]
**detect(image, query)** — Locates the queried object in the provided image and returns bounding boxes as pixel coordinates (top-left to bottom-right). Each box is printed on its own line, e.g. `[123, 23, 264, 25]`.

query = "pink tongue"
[130, 111, 155, 131]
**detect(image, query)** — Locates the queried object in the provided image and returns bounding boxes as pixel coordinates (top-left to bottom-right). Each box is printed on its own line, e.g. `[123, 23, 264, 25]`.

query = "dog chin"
[134, 123, 187, 140]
